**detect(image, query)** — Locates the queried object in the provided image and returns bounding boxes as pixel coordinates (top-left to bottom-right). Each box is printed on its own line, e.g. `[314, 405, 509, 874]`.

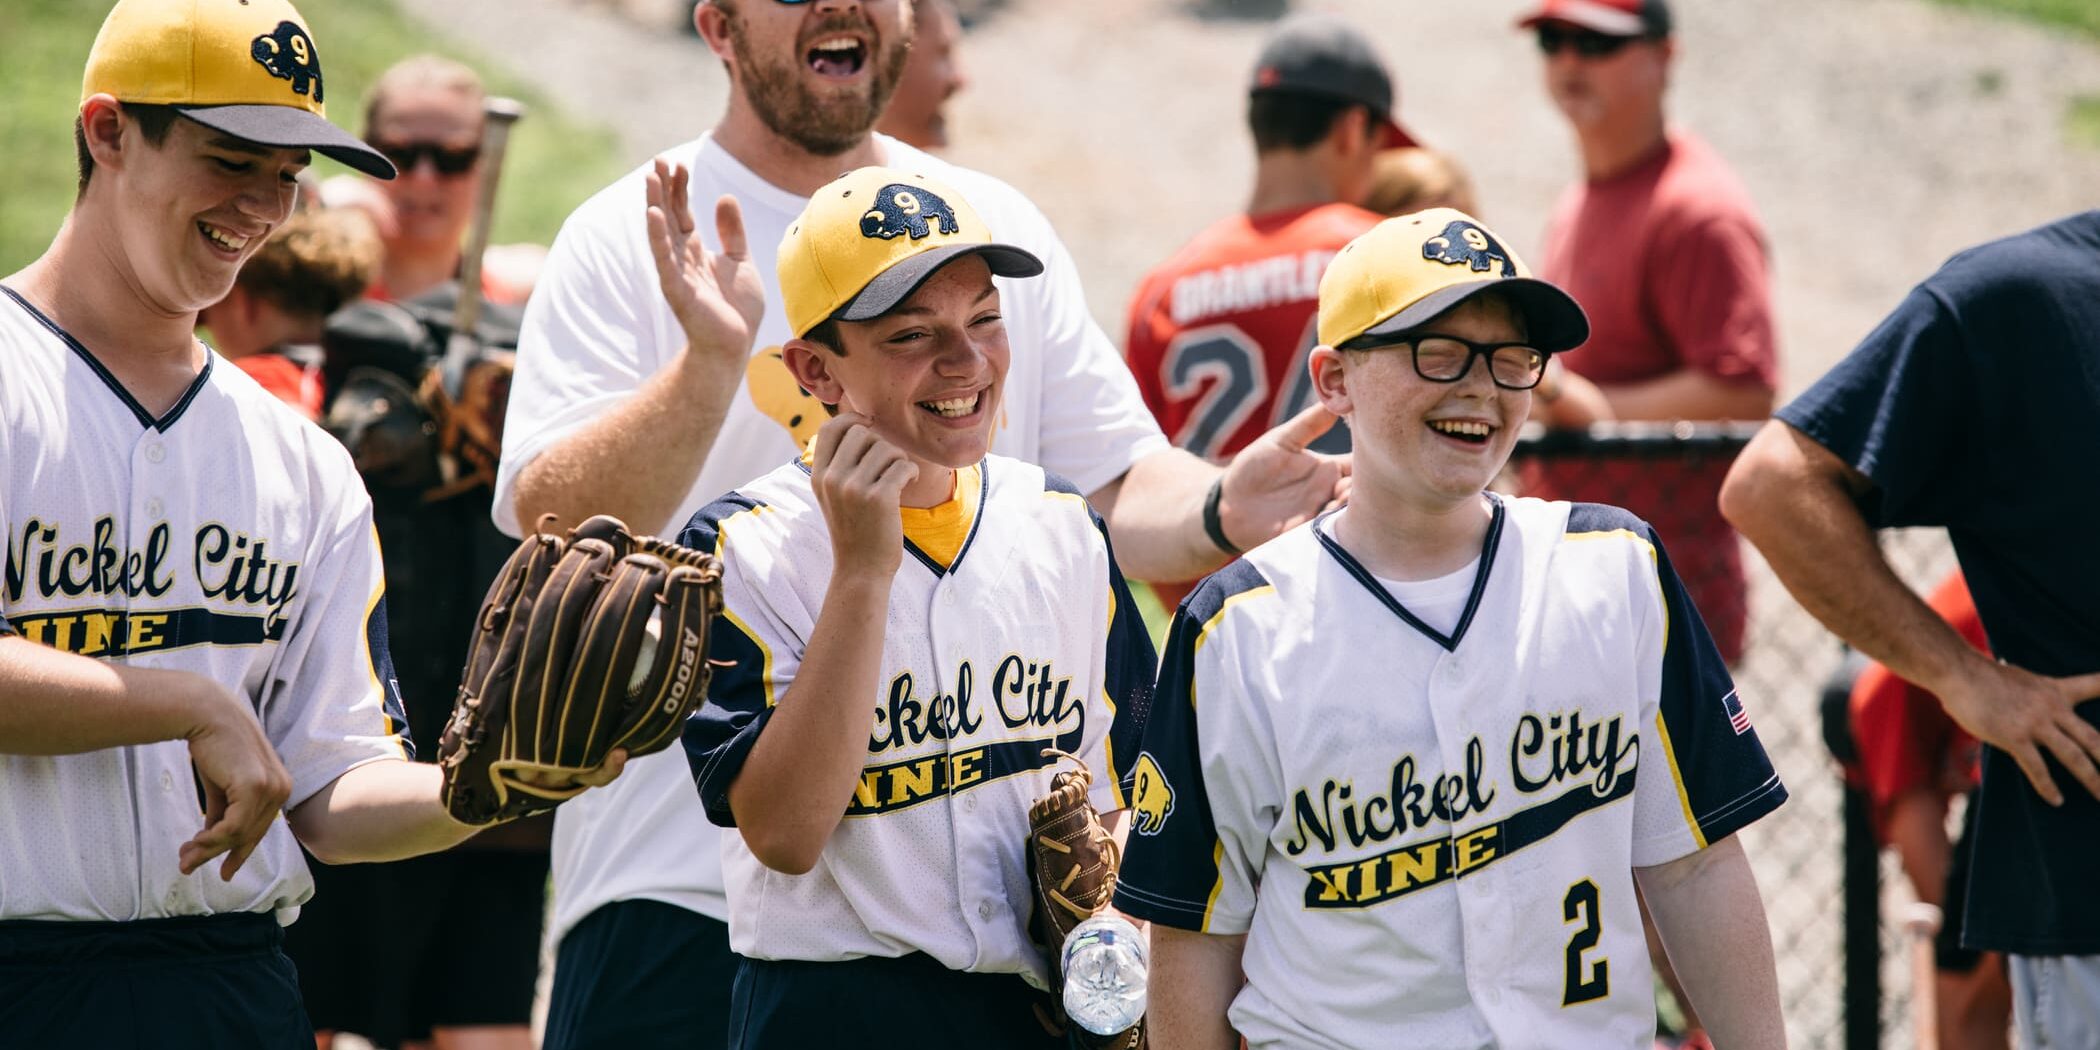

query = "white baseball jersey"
[679, 454, 1154, 988]
[0, 286, 412, 923]
[499, 132, 1169, 939]
[1114, 497, 1787, 1049]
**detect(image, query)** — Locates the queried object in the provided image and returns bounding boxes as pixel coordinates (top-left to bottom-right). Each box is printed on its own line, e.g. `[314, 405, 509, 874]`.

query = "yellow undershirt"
[899, 463, 981, 570]
[799, 439, 981, 570]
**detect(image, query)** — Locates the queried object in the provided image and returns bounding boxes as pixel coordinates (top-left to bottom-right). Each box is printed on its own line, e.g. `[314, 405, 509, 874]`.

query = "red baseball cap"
[1515, 0, 1673, 38]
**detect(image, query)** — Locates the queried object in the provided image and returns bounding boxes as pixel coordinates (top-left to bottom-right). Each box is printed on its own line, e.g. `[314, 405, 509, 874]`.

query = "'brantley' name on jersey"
[5, 516, 302, 657]
[1284, 710, 1639, 909]
[850, 654, 1082, 817]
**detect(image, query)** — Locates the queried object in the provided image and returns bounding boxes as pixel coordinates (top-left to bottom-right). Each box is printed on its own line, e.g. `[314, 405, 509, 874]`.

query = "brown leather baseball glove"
[1029, 750, 1145, 1050]
[437, 514, 723, 827]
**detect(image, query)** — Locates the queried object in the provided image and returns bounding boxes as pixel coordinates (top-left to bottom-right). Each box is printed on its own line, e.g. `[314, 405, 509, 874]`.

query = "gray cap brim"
[1357, 277, 1590, 354]
[177, 104, 397, 180]
[835, 243, 1044, 323]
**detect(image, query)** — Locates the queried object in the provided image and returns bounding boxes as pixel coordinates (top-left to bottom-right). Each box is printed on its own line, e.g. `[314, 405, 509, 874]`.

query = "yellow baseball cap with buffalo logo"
[1317, 208, 1588, 352]
[81, 0, 395, 179]
[778, 167, 1043, 339]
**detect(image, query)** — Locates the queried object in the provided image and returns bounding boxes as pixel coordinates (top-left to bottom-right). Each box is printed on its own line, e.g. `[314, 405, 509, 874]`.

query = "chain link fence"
[1507, 423, 1956, 1050]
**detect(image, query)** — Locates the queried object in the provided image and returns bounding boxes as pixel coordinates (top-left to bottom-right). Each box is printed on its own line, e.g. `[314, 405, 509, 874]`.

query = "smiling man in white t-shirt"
[496, 2, 1352, 1048]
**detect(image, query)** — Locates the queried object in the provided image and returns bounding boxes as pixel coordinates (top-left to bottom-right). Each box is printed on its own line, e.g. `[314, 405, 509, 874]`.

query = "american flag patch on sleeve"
[1722, 689, 1752, 735]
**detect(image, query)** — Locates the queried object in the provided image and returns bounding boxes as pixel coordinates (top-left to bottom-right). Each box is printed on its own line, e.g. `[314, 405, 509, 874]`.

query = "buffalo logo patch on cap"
[251, 20, 324, 103]
[1422, 219, 1516, 279]
[859, 184, 960, 242]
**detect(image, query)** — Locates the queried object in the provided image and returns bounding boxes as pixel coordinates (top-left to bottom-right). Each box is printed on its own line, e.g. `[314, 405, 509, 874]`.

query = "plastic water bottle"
[1059, 913, 1148, 1035]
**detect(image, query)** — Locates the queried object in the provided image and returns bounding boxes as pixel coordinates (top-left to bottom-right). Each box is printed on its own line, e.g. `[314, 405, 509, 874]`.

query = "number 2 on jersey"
[1562, 879, 1609, 1006]
[1161, 318, 1347, 461]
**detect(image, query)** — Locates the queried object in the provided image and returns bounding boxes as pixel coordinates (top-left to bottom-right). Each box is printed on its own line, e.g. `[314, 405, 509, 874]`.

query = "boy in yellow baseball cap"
[0, 7, 633, 1047]
[670, 167, 1155, 1047]
[1116, 210, 1791, 1047]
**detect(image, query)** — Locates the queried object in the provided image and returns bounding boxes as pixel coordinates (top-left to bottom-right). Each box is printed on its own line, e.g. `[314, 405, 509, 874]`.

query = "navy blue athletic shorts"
[543, 899, 739, 1050]
[0, 911, 310, 1049]
[729, 950, 1066, 1049]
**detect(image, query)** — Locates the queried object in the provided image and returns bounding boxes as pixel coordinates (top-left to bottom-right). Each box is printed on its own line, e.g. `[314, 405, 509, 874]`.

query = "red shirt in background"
[1847, 572, 1986, 842]
[235, 351, 324, 421]
[1523, 132, 1779, 662]
[1125, 202, 1380, 607]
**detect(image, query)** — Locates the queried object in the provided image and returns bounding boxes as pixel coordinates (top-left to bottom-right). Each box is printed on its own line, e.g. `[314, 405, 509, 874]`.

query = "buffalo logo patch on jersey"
[1421, 219, 1515, 278]
[251, 21, 325, 103]
[1129, 752, 1176, 835]
[860, 185, 961, 241]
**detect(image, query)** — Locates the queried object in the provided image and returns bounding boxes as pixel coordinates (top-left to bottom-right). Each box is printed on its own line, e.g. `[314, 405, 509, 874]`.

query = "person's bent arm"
[726, 414, 912, 874]
[288, 752, 625, 865]
[511, 163, 764, 537]
[288, 758, 471, 864]
[1530, 360, 1616, 428]
[0, 636, 292, 880]
[1094, 404, 1349, 584]
[1720, 420, 2100, 803]
[510, 346, 744, 536]
[1, 636, 257, 756]
[1148, 926, 1246, 1050]
[1637, 835, 1786, 1049]
[1596, 368, 1774, 422]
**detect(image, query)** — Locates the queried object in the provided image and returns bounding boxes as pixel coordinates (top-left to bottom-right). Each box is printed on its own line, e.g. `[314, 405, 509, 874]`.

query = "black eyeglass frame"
[1337, 332, 1552, 391]
[1533, 24, 1652, 58]
[370, 140, 483, 176]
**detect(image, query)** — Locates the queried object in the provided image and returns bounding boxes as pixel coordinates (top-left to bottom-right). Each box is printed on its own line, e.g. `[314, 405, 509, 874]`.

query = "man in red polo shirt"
[1518, 0, 1778, 666]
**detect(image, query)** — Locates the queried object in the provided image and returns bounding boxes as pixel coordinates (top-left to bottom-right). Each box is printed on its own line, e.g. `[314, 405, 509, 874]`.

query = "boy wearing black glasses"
[1116, 210, 1790, 1049]
[1514, 0, 1779, 680]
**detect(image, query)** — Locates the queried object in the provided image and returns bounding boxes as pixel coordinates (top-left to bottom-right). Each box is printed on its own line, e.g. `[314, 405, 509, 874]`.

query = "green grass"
[0, 0, 627, 273]
[2070, 94, 2100, 150]
[1927, 0, 2100, 38]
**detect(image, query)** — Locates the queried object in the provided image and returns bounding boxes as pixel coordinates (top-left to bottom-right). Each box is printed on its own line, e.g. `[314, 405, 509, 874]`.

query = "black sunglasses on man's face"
[1535, 24, 1641, 58]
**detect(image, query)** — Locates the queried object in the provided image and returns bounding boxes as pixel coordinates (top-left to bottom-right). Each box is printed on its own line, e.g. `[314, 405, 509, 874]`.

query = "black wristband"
[1203, 477, 1241, 557]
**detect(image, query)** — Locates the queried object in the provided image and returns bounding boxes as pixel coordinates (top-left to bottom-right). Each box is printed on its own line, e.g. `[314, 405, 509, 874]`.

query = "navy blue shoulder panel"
[1042, 469, 1086, 499]
[1563, 501, 1651, 538]
[1179, 558, 1273, 625]
[1041, 467, 1115, 557]
[679, 492, 767, 552]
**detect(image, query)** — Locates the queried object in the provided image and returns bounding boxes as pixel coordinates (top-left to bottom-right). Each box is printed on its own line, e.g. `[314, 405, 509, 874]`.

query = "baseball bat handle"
[445, 97, 526, 395]
[1902, 901, 1942, 1050]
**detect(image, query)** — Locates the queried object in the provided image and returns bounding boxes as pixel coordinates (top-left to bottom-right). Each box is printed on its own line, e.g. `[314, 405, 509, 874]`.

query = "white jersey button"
[144, 442, 165, 464]
[160, 770, 174, 792]
[145, 498, 163, 518]
[965, 795, 980, 812]
[978, 901, 993, 920]
[942, 589, 956, 606]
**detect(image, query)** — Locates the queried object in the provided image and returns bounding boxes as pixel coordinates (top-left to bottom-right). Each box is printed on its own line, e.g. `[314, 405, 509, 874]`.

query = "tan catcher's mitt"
[1030, 751, 1145, 1050]
[438, 514, 723, 826]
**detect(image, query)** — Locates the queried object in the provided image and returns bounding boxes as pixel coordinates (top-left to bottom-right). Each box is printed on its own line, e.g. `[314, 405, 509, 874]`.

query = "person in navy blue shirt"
[1722, 211, 2100, 1044]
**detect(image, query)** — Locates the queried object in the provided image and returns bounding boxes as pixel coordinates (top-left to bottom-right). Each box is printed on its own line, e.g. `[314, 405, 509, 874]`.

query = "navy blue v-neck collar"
[1, 283, 214, 432]
[1314, 495, 1506, 653]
